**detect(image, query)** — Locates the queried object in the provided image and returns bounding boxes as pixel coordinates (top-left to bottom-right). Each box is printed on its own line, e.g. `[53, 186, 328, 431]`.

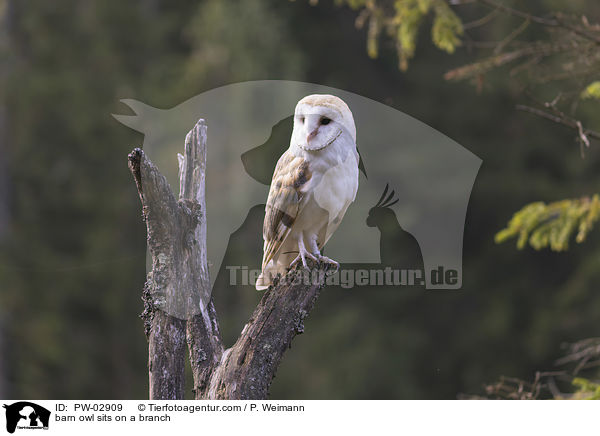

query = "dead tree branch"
[203, 266, 326, 399]
[128, 119, 328, 399]
[128, 147, 188, 400]
[128, 119, 223, 399]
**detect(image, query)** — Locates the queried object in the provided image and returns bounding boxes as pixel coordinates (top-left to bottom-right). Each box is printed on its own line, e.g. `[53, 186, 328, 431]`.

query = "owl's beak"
[306, 129, 318, 143]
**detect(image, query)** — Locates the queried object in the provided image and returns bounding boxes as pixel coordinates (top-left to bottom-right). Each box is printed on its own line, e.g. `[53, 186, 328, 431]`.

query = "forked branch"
[128, 119, 328, 399]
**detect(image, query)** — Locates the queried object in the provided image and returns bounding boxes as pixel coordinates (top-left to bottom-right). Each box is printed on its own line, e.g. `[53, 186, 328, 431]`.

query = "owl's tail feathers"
[255, 272, 270, 291]
[255, 261, 285, 291]
[256, 268, 278, 290]
[255, 259, 274, 290]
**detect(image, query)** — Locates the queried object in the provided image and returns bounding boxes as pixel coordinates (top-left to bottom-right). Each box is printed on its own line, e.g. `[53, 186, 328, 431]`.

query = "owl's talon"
[290, 249, 317, 269]
[318, 255, 340, 271]
[289, 255, 305, 269]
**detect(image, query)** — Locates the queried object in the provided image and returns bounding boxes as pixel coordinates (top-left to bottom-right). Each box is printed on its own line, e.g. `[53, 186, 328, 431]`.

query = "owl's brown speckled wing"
[262, 149, 312, 270]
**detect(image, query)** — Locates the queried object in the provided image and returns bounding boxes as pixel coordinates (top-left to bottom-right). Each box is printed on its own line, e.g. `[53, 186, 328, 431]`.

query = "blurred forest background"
[1, 0, 600, 399]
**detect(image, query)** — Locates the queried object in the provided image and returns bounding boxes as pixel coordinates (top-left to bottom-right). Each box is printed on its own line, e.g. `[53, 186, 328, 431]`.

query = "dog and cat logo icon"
[3, 402, 50, 433]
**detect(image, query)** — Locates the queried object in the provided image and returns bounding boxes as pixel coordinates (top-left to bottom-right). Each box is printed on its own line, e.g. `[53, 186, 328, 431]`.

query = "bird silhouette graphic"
[366, 184, 424, 272]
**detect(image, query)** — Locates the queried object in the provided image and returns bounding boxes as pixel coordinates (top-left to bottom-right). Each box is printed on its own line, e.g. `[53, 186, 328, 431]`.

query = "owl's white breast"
[313, 147, 359, 226]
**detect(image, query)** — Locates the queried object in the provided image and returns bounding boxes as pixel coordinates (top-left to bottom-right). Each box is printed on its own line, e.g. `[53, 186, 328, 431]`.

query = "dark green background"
[1, 0, 599, 399]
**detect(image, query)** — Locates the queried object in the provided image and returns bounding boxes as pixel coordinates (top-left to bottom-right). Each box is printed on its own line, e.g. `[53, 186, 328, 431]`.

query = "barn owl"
[256, 94, 359, 290]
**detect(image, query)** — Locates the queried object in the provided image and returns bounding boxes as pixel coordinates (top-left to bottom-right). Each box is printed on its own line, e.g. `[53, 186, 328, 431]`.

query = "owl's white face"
[291, 95, 356, 152]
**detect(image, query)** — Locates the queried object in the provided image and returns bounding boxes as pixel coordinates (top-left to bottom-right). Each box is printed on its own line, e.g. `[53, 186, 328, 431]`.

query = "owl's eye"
[299, 116, 305, 124]
[320, 117, 331, 125]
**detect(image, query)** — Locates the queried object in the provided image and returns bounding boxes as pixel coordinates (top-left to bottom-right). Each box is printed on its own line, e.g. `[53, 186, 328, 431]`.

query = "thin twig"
[516, 104, 600, 142]
[494, 18, 530, 54]
[477, 0, 600, 44]
[477, 0, 559, 26]
[463, 8, 500, 29]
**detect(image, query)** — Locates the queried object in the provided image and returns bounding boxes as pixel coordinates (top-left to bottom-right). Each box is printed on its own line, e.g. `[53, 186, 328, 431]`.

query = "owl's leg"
[307, 236, 340, 271]
[290, 234, 317, 269]
[307, 235, 321, 256]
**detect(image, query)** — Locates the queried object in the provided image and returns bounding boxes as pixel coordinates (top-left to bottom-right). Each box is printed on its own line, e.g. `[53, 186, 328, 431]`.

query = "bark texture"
[203, 268, 325, 399]
[128, 119, 327, 400]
